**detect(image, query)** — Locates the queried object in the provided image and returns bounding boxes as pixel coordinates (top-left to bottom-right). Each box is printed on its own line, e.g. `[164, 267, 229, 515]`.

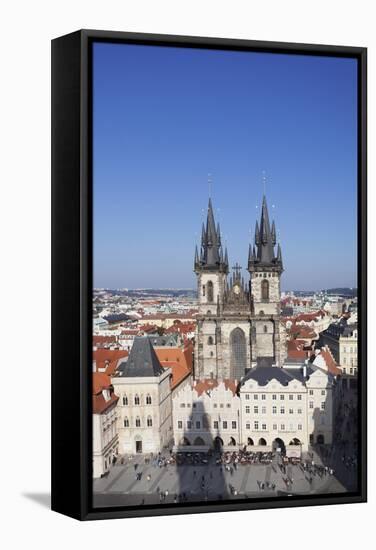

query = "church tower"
[194, 198, 229, 314]
[247, 196, 287, 367]
[194, 199, 229, 379]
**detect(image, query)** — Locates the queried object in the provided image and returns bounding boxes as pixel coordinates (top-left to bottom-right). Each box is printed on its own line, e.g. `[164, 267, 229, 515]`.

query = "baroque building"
[194, 196, 287, 380]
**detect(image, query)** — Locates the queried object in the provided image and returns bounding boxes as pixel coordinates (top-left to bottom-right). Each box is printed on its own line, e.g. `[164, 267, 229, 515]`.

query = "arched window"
[207, 281, 214, 303]
[146, 394, 152, 405]
[261, 279, 269, 301]
[230, 327, 247, 379]
[147, 416, 152, 427]
[135, 417, 141, 427]
[123, 417, 129, 427]
[134, 394, 140, 405]
[208, 336, 214, 345]
[122, 395, 128, 406]
[263, 325, 268, 333]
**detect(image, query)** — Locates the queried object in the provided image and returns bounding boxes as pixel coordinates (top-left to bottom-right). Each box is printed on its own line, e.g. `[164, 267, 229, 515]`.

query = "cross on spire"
[232, 262, 242, 277]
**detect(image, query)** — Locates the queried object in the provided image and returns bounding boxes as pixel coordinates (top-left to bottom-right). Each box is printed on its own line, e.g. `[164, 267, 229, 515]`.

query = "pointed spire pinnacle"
[261, 195, 271, 244]
[206, 198, 217, 247]
[195, 197, 226, 272]
[201, 223, 206, 247]
[271, 220, 276, 245]
[248, 194, 283, 271]
[194, 244, 199, 267]
[255, 220, 260, 245]
[248, 243, 254, 264]
[224, 247, 229, 273]
[277, 243, 283, 267]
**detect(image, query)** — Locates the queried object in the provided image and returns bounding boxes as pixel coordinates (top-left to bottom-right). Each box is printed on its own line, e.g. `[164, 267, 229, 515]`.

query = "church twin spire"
[194, 198, 229, 273]
[248, 195, 283, 271]
[195, 194, 283, 274]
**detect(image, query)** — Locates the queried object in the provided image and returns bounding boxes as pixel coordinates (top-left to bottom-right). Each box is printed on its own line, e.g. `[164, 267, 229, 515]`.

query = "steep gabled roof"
[117, 337, 165, 378]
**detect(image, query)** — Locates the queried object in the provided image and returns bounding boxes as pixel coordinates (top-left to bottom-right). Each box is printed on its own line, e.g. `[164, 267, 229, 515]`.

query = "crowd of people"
[117, 440, 345, 500]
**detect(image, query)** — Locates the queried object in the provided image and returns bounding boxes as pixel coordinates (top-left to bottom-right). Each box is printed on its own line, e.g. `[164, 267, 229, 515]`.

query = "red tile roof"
[319, 347, 342, 376]
[155, 344, 193, 390]
[93, 335, 117, 347]
[93, 349, 129, 375]
[194, 379, 238, 397]
[92, 372, 119, 414]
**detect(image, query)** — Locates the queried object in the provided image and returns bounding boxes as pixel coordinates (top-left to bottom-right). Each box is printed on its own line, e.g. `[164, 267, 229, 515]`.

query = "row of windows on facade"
[123, 416, 153, 428]
[244, 402, 325, 413]
[202, 279, 271, 302]
[179, 402, 232, 409]
[343, 366, 357, 374]
[177, 391, 326, 411]
[245, 422, 304, 431]
[343, 357, 357, 366]
[253, 272, 279, 278]
[245, 406, 303, 415]
[245, 390, 326, 400]
[342, 346, 356, 353]
[177, 419, 237, 430]
[177, 420, 304, 431]
[122, 394, 152, 406]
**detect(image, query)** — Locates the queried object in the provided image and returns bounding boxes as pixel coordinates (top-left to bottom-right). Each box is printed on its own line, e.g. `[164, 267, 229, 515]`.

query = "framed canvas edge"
[51, 29, 367, 521]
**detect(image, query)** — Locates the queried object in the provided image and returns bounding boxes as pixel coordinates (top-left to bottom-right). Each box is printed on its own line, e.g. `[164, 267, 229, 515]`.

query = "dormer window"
[102, 389, 110, 402]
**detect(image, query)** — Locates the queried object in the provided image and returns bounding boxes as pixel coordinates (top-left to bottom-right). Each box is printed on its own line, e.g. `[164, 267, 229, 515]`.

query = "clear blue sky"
[93, 42, 357, 291]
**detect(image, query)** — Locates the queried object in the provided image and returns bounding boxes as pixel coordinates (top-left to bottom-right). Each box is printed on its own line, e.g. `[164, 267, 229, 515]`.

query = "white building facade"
[172, 363, 335, 456]
[111, 337, 173, 455]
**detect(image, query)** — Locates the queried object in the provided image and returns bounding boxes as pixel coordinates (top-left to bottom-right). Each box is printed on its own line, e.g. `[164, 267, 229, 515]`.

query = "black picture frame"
[51, 29, 367, 521]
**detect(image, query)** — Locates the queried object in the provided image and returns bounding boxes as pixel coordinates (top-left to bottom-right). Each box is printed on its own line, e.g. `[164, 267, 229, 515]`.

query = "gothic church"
[194, 196, 287, 380]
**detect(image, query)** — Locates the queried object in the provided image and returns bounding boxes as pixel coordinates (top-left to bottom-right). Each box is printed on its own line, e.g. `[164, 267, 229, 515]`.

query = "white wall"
[4, 1, 374, 549]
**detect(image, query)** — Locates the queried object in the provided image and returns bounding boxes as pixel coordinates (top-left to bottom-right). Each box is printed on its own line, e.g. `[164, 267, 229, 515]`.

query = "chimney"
[302, 359, 308, 379]
[93, 360, 97, 372]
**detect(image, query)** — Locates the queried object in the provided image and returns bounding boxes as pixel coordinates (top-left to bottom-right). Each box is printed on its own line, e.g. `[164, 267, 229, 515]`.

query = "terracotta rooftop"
[92, 372, 119, 414]
[194, 379, 238, 397]
[93, 348, 129, 375]
[155, 344, 193, 390]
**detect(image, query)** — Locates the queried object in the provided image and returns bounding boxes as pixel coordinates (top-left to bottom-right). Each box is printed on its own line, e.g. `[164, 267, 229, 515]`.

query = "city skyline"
[93, 43, 358, 290]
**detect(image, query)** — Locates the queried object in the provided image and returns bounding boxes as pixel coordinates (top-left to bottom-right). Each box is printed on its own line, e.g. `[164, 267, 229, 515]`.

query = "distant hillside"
[290, 288, 357, 298]
[324, 288, 357, 297]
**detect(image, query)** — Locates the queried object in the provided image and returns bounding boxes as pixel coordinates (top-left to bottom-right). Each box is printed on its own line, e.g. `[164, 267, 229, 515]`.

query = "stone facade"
[194, 196, 286, 379]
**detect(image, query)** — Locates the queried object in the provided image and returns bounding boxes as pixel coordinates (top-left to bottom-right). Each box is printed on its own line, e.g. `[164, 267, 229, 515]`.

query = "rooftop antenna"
[262, 170, 267, 196]
[208, 173, 213, 198]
